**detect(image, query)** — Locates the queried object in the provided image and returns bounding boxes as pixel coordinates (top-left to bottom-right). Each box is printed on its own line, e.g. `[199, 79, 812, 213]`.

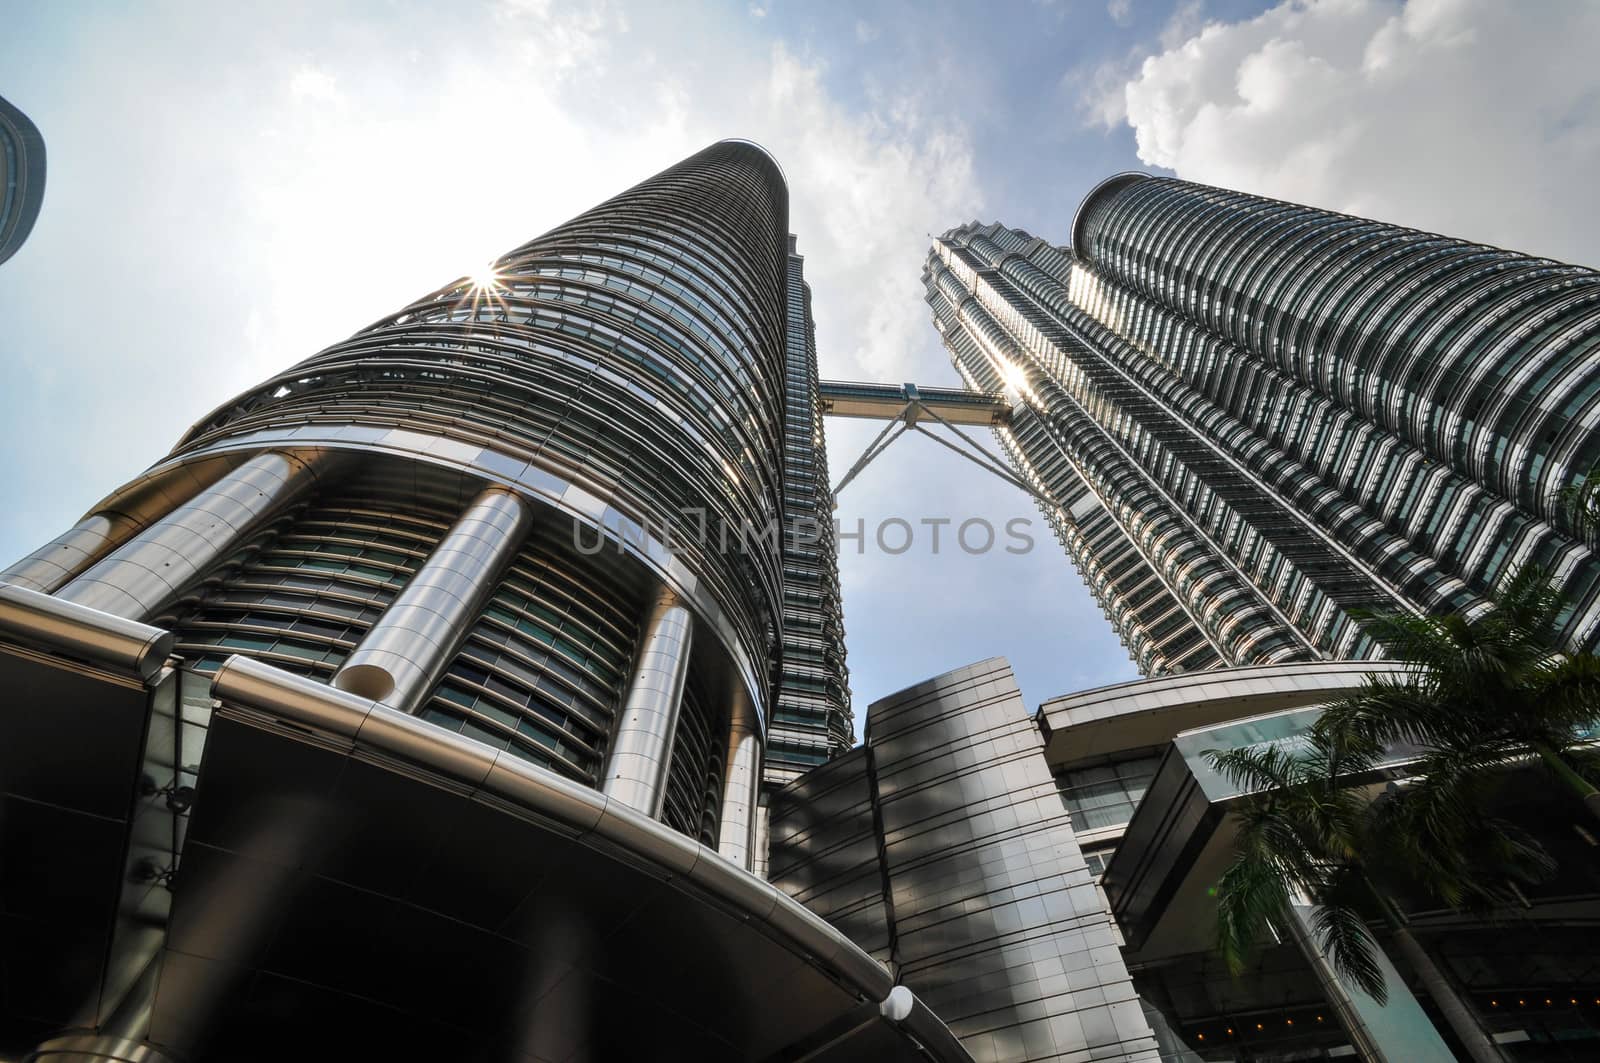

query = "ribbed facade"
[7, 140, 796, 855]
[925, 175, 1600, 672]
[0, 140, 994, 1063]
[771, 659, 1161, 1063]
[766, 235, 853, 787]
[178, 140, 790, 692]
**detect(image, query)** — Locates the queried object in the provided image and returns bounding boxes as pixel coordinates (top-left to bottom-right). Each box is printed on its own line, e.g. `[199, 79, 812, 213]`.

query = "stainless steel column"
[601, 591, 693, 816]
[55, 451, 330, 621]
[716, 703, 762, 869]
[1, 512, 139, 594]
[333, 486, 530, 714]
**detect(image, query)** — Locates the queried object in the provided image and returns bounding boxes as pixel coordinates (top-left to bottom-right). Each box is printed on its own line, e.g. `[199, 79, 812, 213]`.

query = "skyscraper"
[0, 92, 46, 265]
[925, 174, 1600, 674]
[6, 137, 794, 856]
[766, 235, 853, 790]
[0, 141, 966, 1063]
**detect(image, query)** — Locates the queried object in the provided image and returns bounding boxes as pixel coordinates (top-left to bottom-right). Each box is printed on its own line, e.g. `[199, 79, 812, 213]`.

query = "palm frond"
[1353, 610, 1463, 674]
[1478, 564, 1562, 671]
[1214, 817, 1294, 977]
[1455, 817, 1557, 913]
[1368, 751, 1501, 909]
[1492, 563, 1558, 619]
[1556, 468, 1600, 544]
[1309, 866, 1389, 1003]
[1316, 677, 1463, 757]
[1310, 714, 1382, 781]
[1204, 743, 1303, 795]
[1567, 744, 1600, 786]
[1528, 653, 1600, 737]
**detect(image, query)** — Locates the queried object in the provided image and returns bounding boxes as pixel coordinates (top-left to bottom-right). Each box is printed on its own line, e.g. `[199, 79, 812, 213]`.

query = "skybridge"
[816, 380, 1012, 427]
[815, 380, 1063, 514]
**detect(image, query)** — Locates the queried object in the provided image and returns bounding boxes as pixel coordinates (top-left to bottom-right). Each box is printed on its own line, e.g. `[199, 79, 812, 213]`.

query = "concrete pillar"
[55, 451, 329, 621]
[601, 591, 694, 817]
[333, 487, 530, 714]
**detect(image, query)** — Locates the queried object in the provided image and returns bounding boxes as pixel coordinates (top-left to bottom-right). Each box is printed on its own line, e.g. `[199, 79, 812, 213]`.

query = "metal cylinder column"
[333, 486, 531, 714]
[1, 512, 140, 595]
[54, 451, 329, 621]
[716, 706, 762, 869]
[602, 591, 694, 817]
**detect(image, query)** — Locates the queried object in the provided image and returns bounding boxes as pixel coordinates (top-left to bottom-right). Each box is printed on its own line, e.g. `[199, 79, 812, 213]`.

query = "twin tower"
[4, 140, 1599, 1061]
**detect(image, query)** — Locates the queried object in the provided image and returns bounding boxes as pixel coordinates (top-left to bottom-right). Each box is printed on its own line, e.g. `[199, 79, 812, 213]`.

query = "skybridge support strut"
[822, 381, 1061, 515]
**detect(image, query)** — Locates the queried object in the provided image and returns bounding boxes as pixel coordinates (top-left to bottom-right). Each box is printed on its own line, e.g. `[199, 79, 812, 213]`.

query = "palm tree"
[1208, 725, 1384, 999]
[1207, 721, 1534, 1063]
[1210, 563, 1599, 1060]
[1321, 564, 1600, 823]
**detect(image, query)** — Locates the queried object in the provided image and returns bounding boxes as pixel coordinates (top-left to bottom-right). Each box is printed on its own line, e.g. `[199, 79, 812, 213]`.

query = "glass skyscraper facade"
[766, 235, 853, 788]
[0, 142, 950, 1063]
[11, 123, 1600, 1062]
[925, 173, 1600, 674]
[6, 138, 798, 854]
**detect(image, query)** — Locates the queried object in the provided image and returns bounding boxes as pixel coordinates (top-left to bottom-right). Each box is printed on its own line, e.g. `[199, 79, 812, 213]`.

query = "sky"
[3, 0, 1599, 719]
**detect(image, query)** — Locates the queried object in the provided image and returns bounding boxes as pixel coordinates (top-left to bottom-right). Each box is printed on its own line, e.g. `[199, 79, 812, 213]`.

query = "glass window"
[1055, 754, 1161, 830]
[1083, 845, 1117, 880]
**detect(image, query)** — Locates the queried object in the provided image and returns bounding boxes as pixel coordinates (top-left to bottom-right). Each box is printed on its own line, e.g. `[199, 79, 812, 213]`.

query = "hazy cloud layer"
[1110, 0, 1600, 266]
[0, 2, 983, 525]
[234, 3, 983, 395]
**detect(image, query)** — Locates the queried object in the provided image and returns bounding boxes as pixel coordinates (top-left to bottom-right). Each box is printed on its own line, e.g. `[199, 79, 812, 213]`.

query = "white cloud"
[203, 8, 981, 402]
[1072, 0, 1213, 129]
[1108, 0, 1133, 28]
[1158, 0, 1207, 49]
[1116, 0, 1600, 266]
[751, 47, 982, 382]
[287, 65, 340, 103]
[1072, 51, 1144, 129]
[855, 19, 880, 43]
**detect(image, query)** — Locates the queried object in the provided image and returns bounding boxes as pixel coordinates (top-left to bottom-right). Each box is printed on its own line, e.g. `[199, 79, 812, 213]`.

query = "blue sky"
[3, 0, 1599, 718]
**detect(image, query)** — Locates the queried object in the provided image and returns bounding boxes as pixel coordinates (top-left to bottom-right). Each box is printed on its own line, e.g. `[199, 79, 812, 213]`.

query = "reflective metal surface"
[0, 514, 138, 595]
[333, 486, 530, 713]
[149, 652, 973, 1062]
[601, 591, 692, 816]
[56, 451, 332, 622]
[772, 658, 1161, 1063]
[0, 583, 173, 680]
[1036, 659, 1412, 767]
[767, 236, 853, 786]
[0, 643, 166, 1053]
[717, 703, 762, 869]
[165, 141, 791, 728]
[768, 746, 893, 964]
[927, 174, 1600, 662]
[1, 456, 242, 596]
[1, 141, 887, 1057]
[27, 1035, 180, 1063]
[817, 380, 1011, 426]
